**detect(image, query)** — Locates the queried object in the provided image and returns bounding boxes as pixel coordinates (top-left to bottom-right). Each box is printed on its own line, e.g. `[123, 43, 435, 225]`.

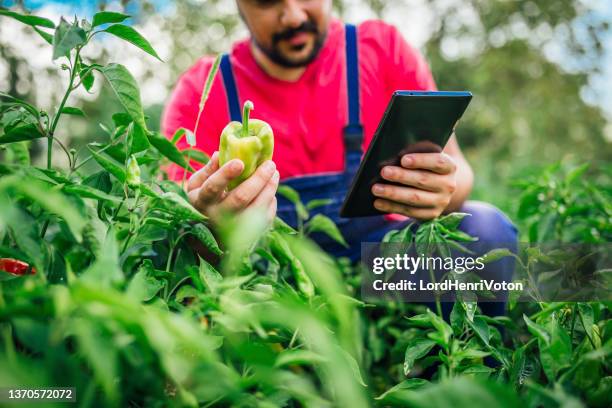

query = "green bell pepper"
[219, 100, 274, 190]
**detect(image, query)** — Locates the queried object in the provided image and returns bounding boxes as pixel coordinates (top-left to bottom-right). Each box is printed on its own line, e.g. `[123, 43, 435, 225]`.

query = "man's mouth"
[286, 32, 310, 47]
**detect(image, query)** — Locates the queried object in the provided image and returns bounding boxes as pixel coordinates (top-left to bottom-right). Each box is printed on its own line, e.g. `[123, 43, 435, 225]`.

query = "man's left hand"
[371, 152, 457, 220]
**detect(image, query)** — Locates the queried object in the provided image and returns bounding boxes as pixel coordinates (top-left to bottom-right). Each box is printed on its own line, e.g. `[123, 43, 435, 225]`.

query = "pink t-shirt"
[161, 18, 436, 180]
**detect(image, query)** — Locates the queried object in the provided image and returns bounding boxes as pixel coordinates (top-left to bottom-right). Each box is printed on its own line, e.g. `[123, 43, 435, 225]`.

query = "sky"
[2, 0, 611, 118]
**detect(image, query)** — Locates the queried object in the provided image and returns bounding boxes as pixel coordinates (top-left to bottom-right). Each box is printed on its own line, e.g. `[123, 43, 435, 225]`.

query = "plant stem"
[529, 302, 565, 320]
[40, 219, 50, 238]
[47, 47, 81, 169]
[181, 149, 191, 190]
[241, 101, 253, 137]
[428, 263, 443, 318]
[569, 304, 578, 343]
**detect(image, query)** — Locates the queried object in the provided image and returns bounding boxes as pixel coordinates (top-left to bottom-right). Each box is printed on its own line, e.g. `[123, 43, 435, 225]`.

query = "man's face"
[237, 0, 332, 68]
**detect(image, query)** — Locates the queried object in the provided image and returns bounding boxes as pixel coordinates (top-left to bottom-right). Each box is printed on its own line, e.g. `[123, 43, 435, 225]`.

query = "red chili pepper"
[0, 258, 36, 275]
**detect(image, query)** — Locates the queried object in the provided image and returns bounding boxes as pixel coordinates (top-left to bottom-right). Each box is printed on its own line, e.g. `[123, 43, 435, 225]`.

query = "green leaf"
[198, 257, 222, 294]
[81, 228, 123, 286]
[127, 263, 165, 301]
[437, 212, 470, 230]
[272, 216, 297, 234]
[98, 63, 146, 129]
[450, 302, 465, 335]
[0, 91, 40, 117]
[111, 112, 132, 127]
[277, 184, 308, 221]
[565, 163, 589, 185]
[0, 124, 44, 144]
[157, 192, 205, 221]
[60, 106, 85, 116]
[539, 317, 572, 381]
[268, 231, 314, 298]
[274, 350, 326, 367]
[415, 222, 436, 255]
[62, 184, 121, 203]
[427, 309, 452, 346]
[33, 26, 53, 44]
[200, 55, 220, 108]
[305, 198, 333, 211]
[384, 377, 521, 408]
[0, 175, 86, 242]
[182, 148, 209, 165]
[91, 11, 130, 27]
[5, 141, 30, 165]
[467, 316, 490, 347]
[518, 187, 542, 219]
[79, 66, 95, 91]
[481, 248, 513, 264]
[148, 132, 193, 171]
[87, 147, 126, 182]
[523, 315, 550, 344]
[103, 24, 162, 61]
[171, 128, 187, 144]
[277, 184, 301, 204]
[190, 224, 222, 256]
[340, 348, 367, 387]
[577, 303, 594, 340]
[128, 122, 150, 154]
[71, 318, 118, 401]
[455, 348, 490, 362]
[52, 18, 86, 60]
[404, 338, 436, 375]
[0, 9, 55, 28]
[375, 379, 429, 403]
[406, 313, 432, 328]
[305, 213, 348, 247]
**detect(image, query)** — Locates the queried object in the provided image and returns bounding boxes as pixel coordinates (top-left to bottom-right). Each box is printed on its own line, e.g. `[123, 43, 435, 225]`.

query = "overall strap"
[220, 53, 241, 121]
[343, 23, 363, 153]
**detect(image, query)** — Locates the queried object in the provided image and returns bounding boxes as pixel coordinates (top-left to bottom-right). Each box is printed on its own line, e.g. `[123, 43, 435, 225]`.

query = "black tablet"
[340, 91, 472, 218]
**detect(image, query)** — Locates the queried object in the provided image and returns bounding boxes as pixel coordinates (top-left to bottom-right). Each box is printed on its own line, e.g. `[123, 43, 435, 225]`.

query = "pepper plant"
[0, 7, 610, 408]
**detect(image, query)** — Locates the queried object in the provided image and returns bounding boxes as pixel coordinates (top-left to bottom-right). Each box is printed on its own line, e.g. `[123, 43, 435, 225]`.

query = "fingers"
[248, 170, 280, 209]
[373, 198, 440, 221]
[189, 158, 244, 210]
[380, 167, 456, 194]
[266, 197, 277, 224]
[187, 151, 219, 192]
[221, 160, 276, 210]
[399, 152, 456, 175]
[371, 184, 440, 208]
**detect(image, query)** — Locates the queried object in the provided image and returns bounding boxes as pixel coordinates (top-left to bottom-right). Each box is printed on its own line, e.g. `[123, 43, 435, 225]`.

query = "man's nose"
[280, 0, 308, 28]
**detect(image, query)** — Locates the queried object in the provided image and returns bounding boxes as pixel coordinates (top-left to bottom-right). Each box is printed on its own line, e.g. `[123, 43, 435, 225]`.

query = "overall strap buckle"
[343, 123, 363, 152]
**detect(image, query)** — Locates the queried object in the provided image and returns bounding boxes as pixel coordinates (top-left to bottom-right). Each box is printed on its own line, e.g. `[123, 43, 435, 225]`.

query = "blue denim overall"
[220, 25, 518, 317]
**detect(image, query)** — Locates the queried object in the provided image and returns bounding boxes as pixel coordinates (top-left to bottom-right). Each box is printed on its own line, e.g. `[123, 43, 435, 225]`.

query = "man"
[162, 0, 517, 314]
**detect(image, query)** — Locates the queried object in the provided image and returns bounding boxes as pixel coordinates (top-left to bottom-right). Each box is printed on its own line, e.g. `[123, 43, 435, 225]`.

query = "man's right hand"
[186, 151, 279, 225]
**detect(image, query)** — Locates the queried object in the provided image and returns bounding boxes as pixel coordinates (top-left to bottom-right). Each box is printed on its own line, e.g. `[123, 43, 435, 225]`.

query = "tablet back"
[340, 91, 472, 218]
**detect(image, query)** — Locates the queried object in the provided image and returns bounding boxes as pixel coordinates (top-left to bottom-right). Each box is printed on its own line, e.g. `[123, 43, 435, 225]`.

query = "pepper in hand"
[219, 100, 274, 190]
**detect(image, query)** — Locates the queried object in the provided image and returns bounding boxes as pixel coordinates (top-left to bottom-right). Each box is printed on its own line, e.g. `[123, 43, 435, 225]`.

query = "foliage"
[0, 7, 610, 408]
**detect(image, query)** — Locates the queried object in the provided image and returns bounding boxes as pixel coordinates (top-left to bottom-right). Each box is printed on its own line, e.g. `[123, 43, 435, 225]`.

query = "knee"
[458, 201, 518, 246]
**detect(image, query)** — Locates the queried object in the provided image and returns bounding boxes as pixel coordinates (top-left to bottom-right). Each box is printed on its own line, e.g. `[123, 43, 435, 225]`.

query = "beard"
[252, 20, 327, 68]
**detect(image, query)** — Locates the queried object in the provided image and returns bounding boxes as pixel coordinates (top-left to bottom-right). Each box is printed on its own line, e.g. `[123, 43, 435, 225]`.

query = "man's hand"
[186, 151, 279, 224]
[371, 152, 457, 220]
